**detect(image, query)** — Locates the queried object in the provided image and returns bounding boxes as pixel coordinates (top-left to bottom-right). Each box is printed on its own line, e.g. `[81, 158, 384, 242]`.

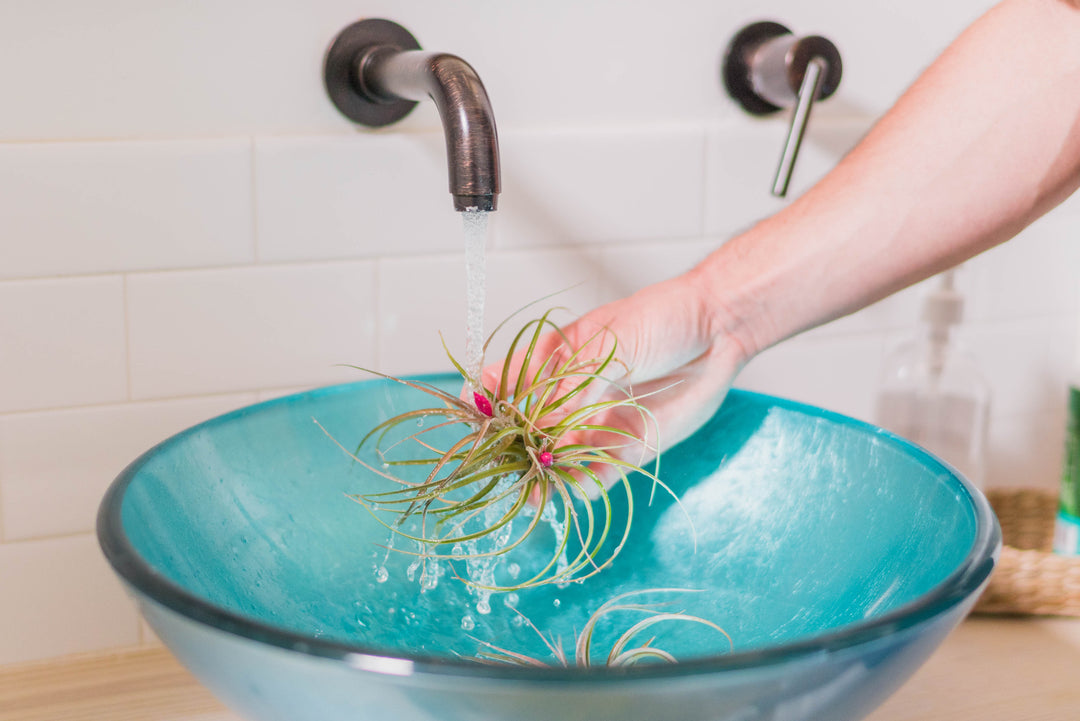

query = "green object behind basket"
[1055, 385, 1080, 554]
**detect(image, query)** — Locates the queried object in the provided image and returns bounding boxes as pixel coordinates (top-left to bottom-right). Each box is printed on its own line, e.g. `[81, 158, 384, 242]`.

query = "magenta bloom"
[538, 451, 554, 468]
[473, 391, 493, 417]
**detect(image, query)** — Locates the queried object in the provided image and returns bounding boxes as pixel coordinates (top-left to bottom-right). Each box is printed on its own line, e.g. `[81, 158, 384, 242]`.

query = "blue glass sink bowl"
[98, 374, 999, 721]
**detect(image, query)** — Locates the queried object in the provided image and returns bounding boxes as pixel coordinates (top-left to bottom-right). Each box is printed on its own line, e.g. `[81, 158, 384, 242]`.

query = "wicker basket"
[973, 487, 1080, 617]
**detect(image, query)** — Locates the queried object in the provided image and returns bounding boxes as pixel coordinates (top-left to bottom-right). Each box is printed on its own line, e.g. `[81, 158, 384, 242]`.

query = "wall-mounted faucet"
[324, 19, 501, 212]
[722, 21, 842, 197]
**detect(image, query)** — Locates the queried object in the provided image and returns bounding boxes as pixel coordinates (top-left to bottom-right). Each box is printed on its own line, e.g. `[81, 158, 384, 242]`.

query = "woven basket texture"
[973, 488, 1080, 617]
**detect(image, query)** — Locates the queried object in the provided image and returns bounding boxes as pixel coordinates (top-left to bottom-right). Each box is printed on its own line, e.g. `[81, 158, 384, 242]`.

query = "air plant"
[335, 308, 687, 593]
[474, 589, 732, 667]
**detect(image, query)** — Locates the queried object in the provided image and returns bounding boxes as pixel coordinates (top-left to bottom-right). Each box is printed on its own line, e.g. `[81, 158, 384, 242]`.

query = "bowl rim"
[98, 375, 1000, 683]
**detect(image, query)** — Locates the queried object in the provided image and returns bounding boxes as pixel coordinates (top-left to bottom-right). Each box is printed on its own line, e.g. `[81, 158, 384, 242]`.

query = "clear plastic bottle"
[875, 270, 991, 489]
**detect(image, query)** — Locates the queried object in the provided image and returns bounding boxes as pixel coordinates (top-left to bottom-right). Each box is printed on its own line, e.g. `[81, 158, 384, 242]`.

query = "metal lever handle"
[772, 57, 825, 197]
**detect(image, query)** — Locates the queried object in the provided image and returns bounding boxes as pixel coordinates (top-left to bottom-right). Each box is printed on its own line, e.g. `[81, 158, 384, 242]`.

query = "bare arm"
[486, 0, 1080, 479]
[701, 0, 1080, 360]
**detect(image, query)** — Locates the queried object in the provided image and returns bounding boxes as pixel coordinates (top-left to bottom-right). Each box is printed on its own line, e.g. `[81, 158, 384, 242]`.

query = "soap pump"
[875, 269, 991, 489]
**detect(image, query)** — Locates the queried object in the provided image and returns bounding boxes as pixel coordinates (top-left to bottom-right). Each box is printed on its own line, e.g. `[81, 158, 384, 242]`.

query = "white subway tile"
[966, 209, 1080, 323]
[255, 386, 321, 403]
[0, 535, 139, 664]
[596, 238, 718, 303]
[0, 0, 995, 141]
[957, 319, 1055, 419]
[0, 394, 255, 541]
[794, 0, 995, 120]
[735, 333, 886, 422]
[705, 117, 870, 237]
[486, 247, 607, 327]
[377, 248, 606, 377]
[0, 139, 253, 279]
[426, 6, 732, 129]
[254, 134, 461, 263]
[376, 254, 464, 377]
[985, 412, 1066, 490]
[494, 127, 706, 248]
[127, 263, 377, 398]
[0, 3, 338, 140]
[1046, 316, 1078, 392]
[705, 120, 789, 236]
[816, 269, 975, 339]
[0, 4, 729, 139]
[0, 276, 127, 413]
[815, 290, 920, 339]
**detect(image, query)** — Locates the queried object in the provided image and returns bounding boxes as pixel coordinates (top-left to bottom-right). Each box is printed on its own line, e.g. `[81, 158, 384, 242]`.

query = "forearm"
[694, 0, 1080, 359]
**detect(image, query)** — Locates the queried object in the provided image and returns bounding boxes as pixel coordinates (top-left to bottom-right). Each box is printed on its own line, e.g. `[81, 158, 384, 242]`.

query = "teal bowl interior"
[98, 375, 999, 721]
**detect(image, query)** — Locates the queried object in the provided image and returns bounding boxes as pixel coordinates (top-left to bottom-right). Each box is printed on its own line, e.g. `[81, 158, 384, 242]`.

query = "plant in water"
[474, 589, 732, 667]
[334, 308, 686, 593]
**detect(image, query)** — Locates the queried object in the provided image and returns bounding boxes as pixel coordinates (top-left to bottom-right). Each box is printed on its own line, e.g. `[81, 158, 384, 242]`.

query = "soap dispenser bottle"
[875, 270, 991, 489]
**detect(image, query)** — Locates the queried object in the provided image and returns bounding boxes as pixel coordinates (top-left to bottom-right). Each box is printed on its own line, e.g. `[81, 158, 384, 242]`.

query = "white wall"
[1, 0, 1075, 665]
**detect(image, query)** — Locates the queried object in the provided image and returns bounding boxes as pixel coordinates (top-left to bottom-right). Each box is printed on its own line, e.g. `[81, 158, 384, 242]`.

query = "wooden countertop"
[3, 617, 1079, 720]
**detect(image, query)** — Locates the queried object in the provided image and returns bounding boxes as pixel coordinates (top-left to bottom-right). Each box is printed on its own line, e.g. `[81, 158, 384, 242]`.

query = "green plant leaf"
[328, 309, 693, 593]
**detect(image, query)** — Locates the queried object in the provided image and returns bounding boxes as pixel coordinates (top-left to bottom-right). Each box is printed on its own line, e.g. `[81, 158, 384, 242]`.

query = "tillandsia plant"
[474, 589, 732, 667]
[335, 308, 686, 593]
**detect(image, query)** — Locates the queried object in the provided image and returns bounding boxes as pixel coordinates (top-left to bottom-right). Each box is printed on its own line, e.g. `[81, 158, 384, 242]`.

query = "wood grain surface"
[2, 617, 1078, 721]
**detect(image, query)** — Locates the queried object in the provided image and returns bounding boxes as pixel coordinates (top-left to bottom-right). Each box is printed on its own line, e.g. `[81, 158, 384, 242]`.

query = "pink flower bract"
[473, 391, 494, 417]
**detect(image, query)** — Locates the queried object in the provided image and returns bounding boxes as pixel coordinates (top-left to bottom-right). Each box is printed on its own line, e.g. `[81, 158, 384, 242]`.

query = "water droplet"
[507, 562, 521, 578]
[382, 461, 390, 469]
[504, 593, 519, 608]
[460, 615, 476, 631]
[553, 598, 561, 608]
[420, 572, 438, 591]
[477, 599, 491, 615]
[375, 566, 389, 584]
[416, 418, 425, 428]
[512, 615, 525, 628]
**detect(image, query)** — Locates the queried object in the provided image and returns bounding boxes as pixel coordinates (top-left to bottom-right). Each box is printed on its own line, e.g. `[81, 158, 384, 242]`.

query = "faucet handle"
[722, 21, 843, 197]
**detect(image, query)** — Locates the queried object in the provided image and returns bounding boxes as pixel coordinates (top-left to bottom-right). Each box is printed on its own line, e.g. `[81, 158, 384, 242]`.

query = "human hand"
[476, 271, 750, 491]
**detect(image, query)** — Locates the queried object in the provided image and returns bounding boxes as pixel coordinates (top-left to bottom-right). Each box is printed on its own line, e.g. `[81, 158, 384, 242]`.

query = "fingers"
[453, 275, 736, 504]
[553, 341, 738, 495]
[469, 308, 626, 413]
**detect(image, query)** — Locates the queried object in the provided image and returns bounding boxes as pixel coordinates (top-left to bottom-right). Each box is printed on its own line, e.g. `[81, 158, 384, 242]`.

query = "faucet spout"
[363, 50, 500, 212]
[324, 19, 501, 212]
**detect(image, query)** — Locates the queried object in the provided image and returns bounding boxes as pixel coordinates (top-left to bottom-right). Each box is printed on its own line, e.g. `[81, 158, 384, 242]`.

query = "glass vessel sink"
[98, 374, 999, 721]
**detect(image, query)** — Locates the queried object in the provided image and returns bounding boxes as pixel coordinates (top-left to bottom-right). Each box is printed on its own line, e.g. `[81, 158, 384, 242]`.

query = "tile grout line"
[0, 256, 396, 289]
[122, 274, 134, 402]
[698, 121, 710, 241]
[0, 436, 6, 543]
[0, 388, 263, 421]
[0, 529, 98, 547]
[373, 257, 383, 369]
[249, 137, 261, 264]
